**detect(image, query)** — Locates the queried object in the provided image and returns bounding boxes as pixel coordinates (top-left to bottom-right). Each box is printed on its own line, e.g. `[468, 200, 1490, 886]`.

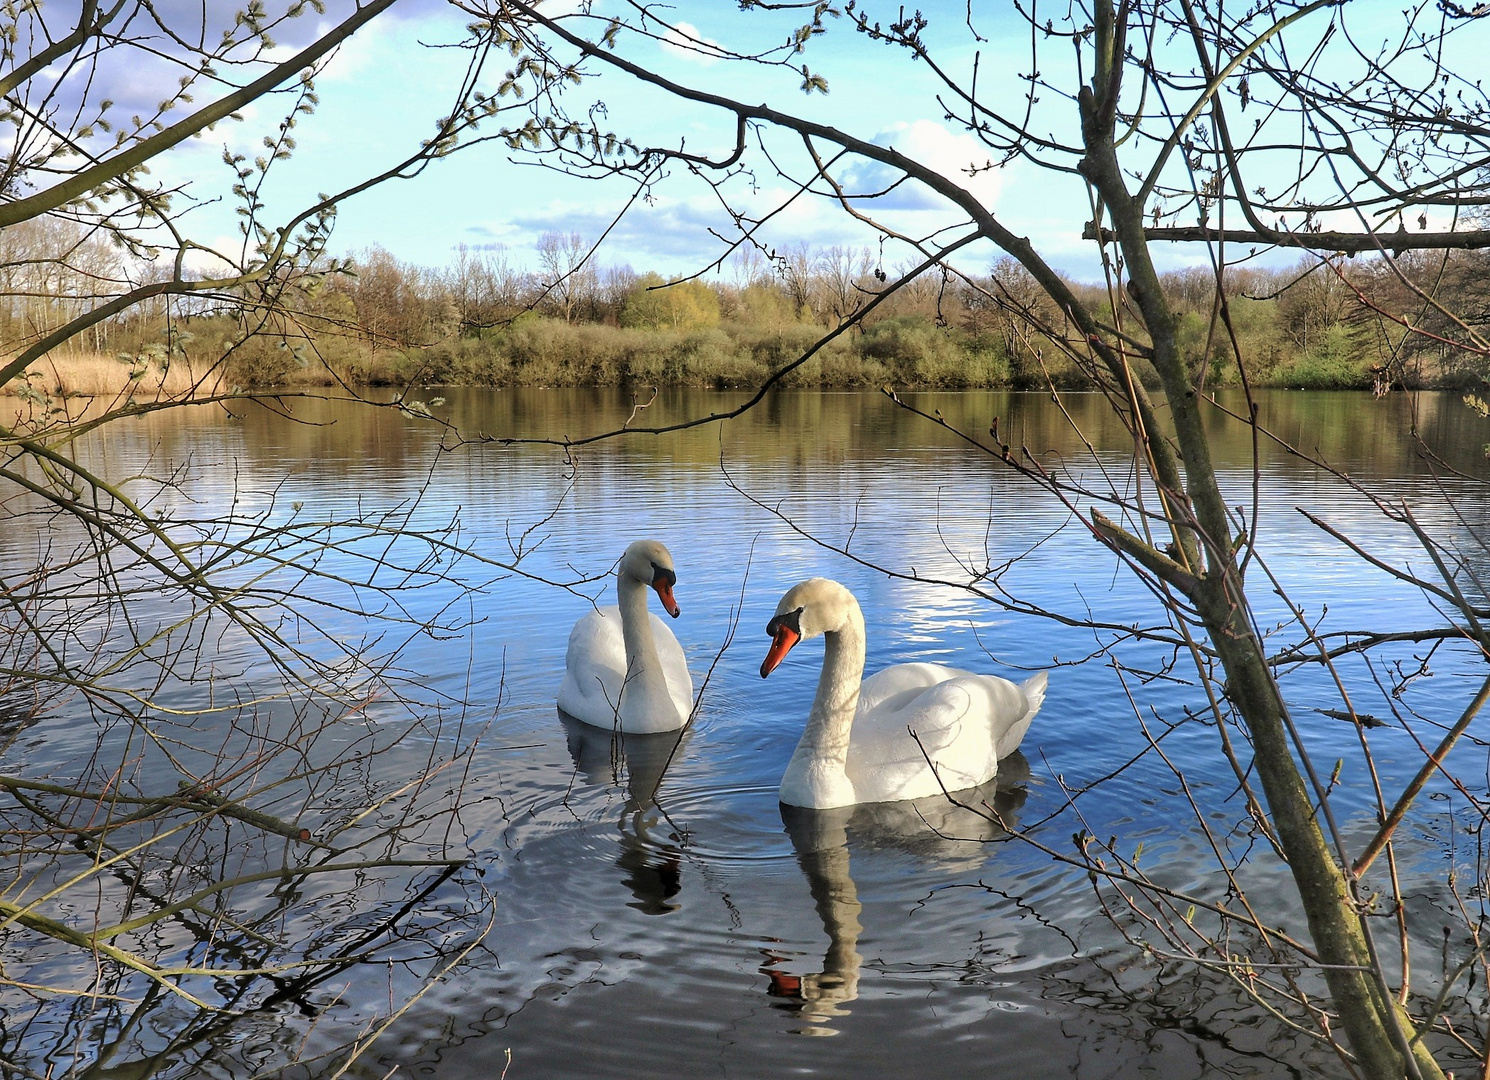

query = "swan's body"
[761, 578, 1046, 809]
[558, 540, 693, 733]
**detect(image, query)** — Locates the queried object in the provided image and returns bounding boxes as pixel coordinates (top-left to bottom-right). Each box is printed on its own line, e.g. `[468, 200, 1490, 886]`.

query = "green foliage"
[999, 330, 1091, 389]
[732, 283, 800, 327]
[222, 333, 308, 387]
[40, 243, 1489, 395]
[1225, 296, 1291, 381]
[1269, 325, 1375, 389]
[859, 316, 1011, 387]
[619, 273, 721, 331]
[1174, 311, 1230, 385]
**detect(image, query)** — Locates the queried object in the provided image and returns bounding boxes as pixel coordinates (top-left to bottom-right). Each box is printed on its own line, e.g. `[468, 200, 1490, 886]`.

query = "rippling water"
[6, 387, 1488, 1078]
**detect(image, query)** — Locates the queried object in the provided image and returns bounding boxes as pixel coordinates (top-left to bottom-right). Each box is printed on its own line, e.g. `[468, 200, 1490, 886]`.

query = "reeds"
[0, 350, 217, 399]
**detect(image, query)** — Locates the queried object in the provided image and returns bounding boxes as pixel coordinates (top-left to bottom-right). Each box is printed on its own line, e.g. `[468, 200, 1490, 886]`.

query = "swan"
[760, 578, 1046, 809]
[557, 540, 694, 733]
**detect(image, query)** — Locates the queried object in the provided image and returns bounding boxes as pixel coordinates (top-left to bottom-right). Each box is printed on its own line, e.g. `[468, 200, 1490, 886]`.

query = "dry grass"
[1, 350, 226, 400]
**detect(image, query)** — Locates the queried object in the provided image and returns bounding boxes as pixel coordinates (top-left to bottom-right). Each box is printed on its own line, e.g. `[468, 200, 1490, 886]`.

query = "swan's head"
[620, 539, 681, 617]
[760, 578, 856, 678]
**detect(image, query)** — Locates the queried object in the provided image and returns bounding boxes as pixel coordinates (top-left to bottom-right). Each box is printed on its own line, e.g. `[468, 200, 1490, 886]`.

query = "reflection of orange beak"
[766, 971, 803, 998]
[760, 626, 800, 678]
[653, 578, 680, 618]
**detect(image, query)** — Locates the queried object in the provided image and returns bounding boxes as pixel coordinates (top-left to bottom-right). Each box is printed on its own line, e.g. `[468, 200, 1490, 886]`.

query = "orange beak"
[652, 577, 680, 618]
[760, 625, 800, 678]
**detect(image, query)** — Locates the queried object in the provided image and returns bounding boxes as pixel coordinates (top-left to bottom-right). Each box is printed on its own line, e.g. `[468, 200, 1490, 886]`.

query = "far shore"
[0, 339, 1448, 403]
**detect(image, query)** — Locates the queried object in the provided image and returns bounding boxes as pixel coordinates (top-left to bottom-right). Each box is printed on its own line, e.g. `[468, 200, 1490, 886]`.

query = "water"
[3, 387, 1488, 1077]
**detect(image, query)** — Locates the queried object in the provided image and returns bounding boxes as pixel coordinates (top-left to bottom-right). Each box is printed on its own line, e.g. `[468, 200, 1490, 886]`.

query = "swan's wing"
[856, 662, 969, 717]
[860, 664, 1046, 758]
[845, 676, 990, 802]
[848, 666, 1045, 803]
[648, 611, 695, 719]
[556, 607, 626, 725]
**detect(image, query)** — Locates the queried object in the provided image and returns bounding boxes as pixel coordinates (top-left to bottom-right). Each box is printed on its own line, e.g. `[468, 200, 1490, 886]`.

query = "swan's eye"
[765, 607, 803, 637]
[650, 562, 676, 588]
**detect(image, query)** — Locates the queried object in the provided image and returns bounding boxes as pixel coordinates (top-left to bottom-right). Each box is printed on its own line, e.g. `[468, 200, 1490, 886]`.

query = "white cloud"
[659, 22, 728, 65]
[876, 119, 1005, 212]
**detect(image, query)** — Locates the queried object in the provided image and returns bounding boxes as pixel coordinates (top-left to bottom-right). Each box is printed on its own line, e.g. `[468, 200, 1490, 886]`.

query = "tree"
[599, 262, 640, 319]
[475, 1, 1490, 1074]
[620, 272, 721, 331]
[535, 230, 599, 323]
[813, 244, 874, 323]
[0, 218, 119, 356]
[447, 242, 531, 328]
[0, 3, 573, 1072]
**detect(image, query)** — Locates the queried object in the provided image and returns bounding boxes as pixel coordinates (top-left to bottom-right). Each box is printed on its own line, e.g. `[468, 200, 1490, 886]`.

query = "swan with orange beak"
[558, 540, 694, 733]
[761, 578, 1046, 808]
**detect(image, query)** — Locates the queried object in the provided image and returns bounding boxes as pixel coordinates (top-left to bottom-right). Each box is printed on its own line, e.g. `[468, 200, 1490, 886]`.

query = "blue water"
[4, 387, 1488, 1078]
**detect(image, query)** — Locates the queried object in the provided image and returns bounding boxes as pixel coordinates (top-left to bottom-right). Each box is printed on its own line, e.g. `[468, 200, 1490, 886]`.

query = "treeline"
[304, 237, 1490, 391]
[6, 221, 1490, 392]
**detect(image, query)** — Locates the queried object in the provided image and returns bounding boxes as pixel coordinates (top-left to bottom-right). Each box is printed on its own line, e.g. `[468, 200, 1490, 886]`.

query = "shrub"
[734, 283, 798, 326]
[1266, 324, 1374, 389]
[619, 274, 722, 331]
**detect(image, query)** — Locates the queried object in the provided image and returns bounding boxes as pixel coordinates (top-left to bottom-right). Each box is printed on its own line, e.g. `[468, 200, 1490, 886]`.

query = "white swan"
[760, 578, 1046, 809]
[557, 540, 694, 733]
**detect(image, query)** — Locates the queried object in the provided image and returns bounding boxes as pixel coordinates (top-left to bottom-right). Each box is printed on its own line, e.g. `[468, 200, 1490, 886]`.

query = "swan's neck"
[617, 574, 676, 721]
[781, 610, 865, 808]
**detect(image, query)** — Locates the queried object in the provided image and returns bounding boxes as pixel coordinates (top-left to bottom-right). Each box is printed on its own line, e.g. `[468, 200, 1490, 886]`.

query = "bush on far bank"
[15, 255, 1485, 396]
[283, 313, 1029, 391]
[220, 311, 1398, 393]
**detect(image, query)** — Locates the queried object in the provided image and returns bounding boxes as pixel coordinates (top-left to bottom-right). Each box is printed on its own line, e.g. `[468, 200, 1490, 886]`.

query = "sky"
[131, 1, 1116, 283]
[34, 0, 1476, 285]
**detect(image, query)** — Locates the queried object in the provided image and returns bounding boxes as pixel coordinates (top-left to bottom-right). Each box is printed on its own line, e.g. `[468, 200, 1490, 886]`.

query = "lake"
[3, 387, 1488, 1078]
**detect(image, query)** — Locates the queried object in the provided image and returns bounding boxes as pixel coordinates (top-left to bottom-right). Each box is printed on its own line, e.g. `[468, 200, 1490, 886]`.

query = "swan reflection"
[559, 712, 690, 915]
[765, 754, 1031, 1036]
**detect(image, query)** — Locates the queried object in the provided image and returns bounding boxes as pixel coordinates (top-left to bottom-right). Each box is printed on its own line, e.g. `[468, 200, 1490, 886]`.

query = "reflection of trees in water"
[0, 694, 495, 1079]
[760, 754, 1357, 1074]
[506, 698, 1486, 1075]
[1037, 953, 1334, 1080]
[423, 387, 1490, 482]
[346, 737, 1446, 1079]
[0, 692, 41, 749]
[1, 854, 490, 1079]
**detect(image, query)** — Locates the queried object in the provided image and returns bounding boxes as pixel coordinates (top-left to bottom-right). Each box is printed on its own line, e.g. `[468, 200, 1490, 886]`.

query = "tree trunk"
[1076, 4, 1444, 1076]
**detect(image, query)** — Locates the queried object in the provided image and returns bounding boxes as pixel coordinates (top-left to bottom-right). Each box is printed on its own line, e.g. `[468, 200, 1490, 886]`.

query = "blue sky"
[139, 0, 1461, 285]
[151, 1, 1115, 282]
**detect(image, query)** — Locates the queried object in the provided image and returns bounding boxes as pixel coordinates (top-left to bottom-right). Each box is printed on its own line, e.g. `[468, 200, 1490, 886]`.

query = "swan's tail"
[1019, 670, 1048, 718]
[995, 671, 1048, 761]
